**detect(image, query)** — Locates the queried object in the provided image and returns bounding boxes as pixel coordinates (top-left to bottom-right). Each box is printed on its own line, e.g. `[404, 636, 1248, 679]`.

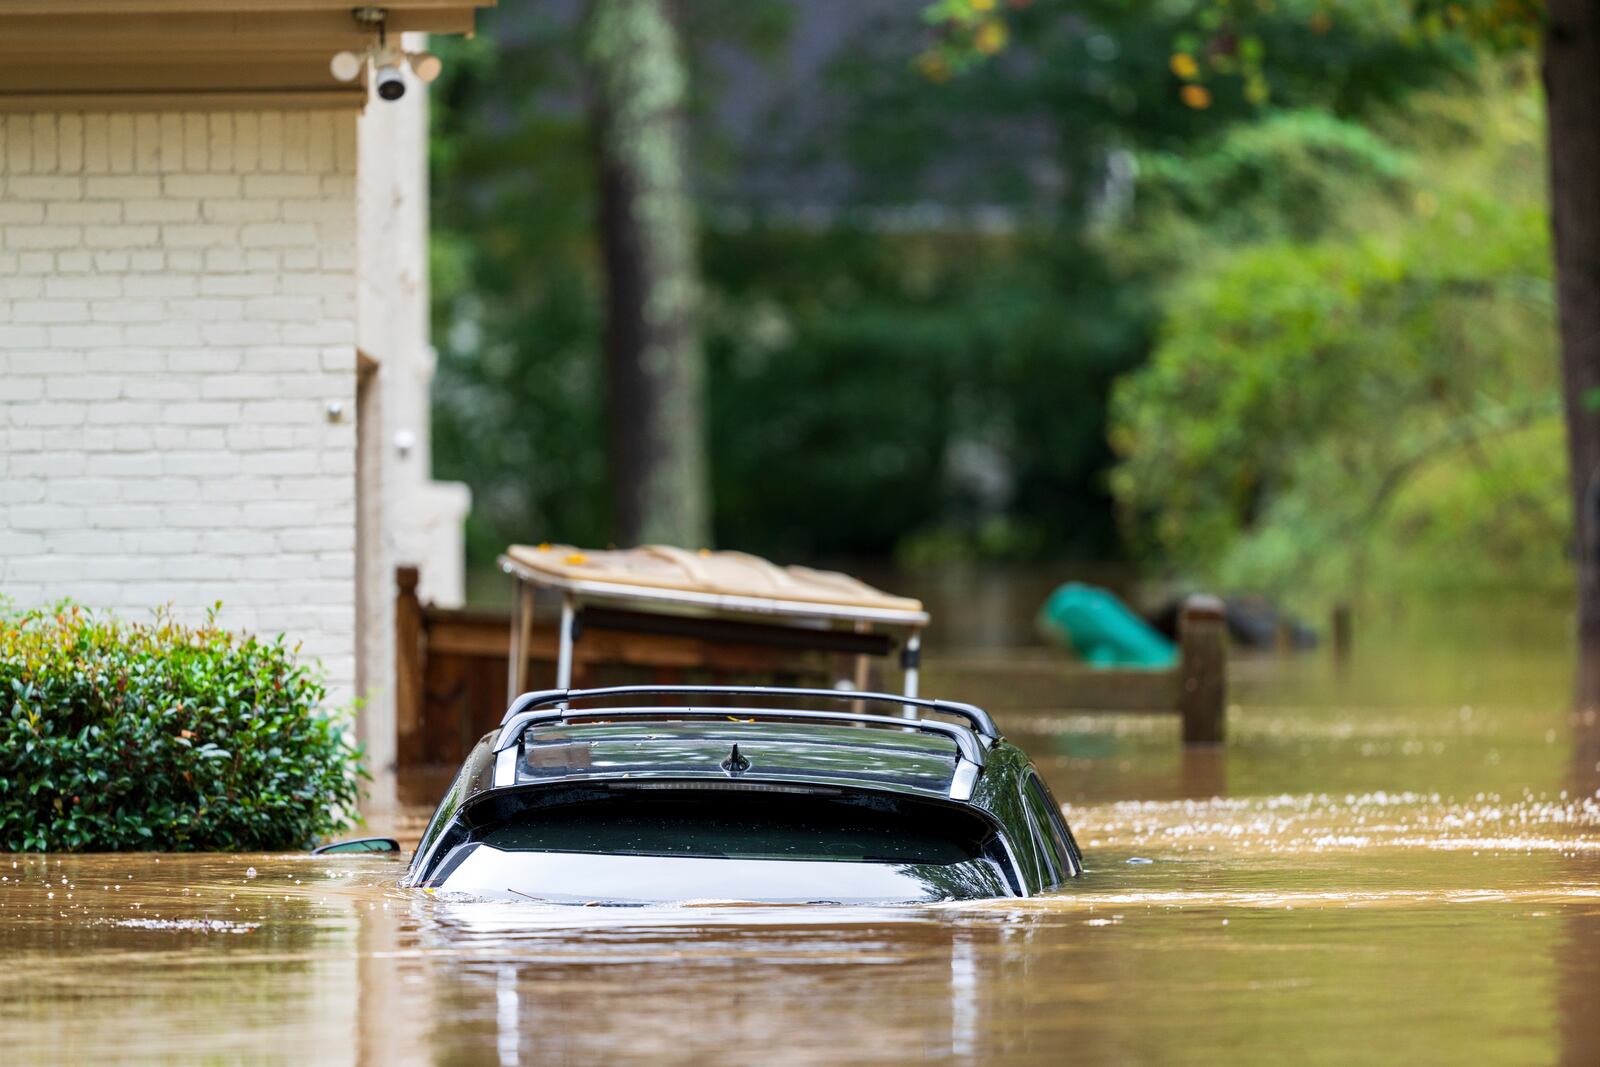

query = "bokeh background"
[425, 0, 1564, 618]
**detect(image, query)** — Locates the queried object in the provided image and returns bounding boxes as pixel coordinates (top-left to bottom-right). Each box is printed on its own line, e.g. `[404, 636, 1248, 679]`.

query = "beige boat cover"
[503, 544, 924, 615]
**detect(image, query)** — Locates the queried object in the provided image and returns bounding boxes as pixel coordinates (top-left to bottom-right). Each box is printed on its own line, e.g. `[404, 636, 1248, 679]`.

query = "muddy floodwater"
[5, 596, 1600, 1065]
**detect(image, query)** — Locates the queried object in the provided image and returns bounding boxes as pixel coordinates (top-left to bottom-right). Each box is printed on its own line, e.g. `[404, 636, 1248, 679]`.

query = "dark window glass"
[1022, 773, 1074, 883]
[481, 791, 988, 865]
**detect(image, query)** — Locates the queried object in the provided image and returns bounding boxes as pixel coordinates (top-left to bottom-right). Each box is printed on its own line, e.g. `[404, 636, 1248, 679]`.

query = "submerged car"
[403, 685, 1081, 904]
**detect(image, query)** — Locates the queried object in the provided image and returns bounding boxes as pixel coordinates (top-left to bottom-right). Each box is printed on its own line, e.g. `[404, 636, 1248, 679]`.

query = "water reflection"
[3, 597, 1600, 1064]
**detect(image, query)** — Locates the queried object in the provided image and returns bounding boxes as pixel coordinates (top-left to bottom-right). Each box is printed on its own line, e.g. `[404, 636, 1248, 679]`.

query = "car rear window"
[479, 790, 988, 866]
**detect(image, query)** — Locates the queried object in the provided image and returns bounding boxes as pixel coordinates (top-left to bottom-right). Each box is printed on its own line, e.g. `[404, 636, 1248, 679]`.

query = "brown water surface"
[4, 596, 1599, 1065]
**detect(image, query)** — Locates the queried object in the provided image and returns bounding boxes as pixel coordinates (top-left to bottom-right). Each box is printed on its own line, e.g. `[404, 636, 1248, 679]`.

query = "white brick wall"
[0, 110, 361, 703]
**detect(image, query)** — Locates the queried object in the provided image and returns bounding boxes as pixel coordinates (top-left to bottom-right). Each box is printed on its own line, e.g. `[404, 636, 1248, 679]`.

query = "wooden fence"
[394, 569, 1228, 772]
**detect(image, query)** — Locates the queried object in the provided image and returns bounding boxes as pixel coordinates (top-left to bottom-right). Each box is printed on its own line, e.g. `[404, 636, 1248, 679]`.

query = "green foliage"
[705, 227, 1147, 559]
[1134, 110, 1412, 244]
[0, 605, 363, 852]
[430, 1, 1467, 566]
[1110, 79, 1562, 598]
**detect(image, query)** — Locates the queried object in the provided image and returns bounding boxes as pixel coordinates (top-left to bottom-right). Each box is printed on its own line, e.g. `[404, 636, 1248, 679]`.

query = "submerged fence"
[394, 572, 1228, 772]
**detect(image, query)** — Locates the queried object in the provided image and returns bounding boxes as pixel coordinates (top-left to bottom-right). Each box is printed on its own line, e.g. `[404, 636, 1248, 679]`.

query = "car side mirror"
[311, 837, 402, 855]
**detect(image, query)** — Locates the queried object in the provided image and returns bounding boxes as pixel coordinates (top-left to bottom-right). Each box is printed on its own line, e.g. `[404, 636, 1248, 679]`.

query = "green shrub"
[0, 604, 364, 852]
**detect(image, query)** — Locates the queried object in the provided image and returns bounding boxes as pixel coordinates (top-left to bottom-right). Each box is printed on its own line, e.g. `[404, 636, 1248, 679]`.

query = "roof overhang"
[0, 1, 494, 111]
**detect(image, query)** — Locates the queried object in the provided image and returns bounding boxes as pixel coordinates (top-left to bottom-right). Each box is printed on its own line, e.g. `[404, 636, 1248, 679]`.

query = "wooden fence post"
[1331, 601, 1352, 666]
[1178, 594, 1227, 745]
[395, 566, 424, 766]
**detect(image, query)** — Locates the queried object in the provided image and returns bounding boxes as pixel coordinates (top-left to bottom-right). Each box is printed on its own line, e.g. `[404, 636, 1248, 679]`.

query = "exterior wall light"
[330, 7, 443, 102]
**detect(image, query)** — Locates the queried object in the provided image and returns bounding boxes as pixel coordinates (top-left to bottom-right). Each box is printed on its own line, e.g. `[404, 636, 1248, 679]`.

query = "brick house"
[0, 2, 490, 804]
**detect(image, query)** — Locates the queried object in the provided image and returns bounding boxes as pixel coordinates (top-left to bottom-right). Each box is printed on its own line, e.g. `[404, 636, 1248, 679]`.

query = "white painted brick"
[164, 504, 242, 529]
[209, 114, 235, 172]
[133, 114, 160, 173]
[258, 113, 284, 173]
[10, 175, 82, 200]
[9, 403, 86, 426]
[201, 322, 273, 346]
[245, 296, 319, 321]
[92, 506, 163, 530]
[121, 478, 200, 503]
[247, 347, 319, 373]
[58, 115, 85, 174]
[162, 450, 241, 476]
[45, 201, 120, 224]
[242, 174, 320, 199]
[84, 224, 158, 249]
[1, 345, 67, 368]
[5, 115, 34, 173]
[0, 202, 45, 224]
[0, 376, 44, 401]
[44, 376, 119, 400]
[12, 299, 88, 323]
[165, 346, 235, 370]
[161, 224, 237, 248]
[1, 106, 366, 709]
[84, 451, 160, 477]
[30, 116, 57, 173]
[184, 113, 208, 171]
[165, 173, 240, 198]
[45, 275, 121, 299]
[5, 225, 80, 249]
[203, 199, 279, 224]
[123, 378, 199, 401]
[200, 273, 276, 297]
[125, 199, 199, 223]
[111, 427, 155, 450]
[240, 223, 316, 248]
[5, 428, 45, 451]
[108, 115, 135, 174]
[82, 115, 108, 173]
[120, 321, 203, 347]
[85, 176, 160, 199]
[51, 478, 123, 504]
[200, 375, 281, 400]
[11, 452, 86, 477]
[91, 299, 165, 323]
[163, 401, 241, 425]
[0, 479, 46, 505]
[71, 427, 116, 451]
[123, 274, 197, 298]
[233, 112, 260, 172]
[86, 401, 162, 425]
[48, 324, 121, 347]
[240, 451, 318, 476]
[9, 504, 86, 530]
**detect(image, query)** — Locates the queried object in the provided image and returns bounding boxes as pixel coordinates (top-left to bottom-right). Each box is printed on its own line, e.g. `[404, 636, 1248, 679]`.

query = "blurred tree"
[928, 0, 1600, 694]
[583, 0, 710, 548]
[429, 0, 1470, 570]
[1110, 81, 1561, 600]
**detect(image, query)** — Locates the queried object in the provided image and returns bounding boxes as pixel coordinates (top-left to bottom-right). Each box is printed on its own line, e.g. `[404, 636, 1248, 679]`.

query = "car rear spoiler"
[492, 685, 998, 795]
[501, 684, 998, 736]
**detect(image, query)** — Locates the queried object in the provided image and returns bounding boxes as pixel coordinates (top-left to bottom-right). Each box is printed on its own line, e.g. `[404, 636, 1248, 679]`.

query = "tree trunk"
[583, 0, 711, 548]
[1546, 3, 1600, 707]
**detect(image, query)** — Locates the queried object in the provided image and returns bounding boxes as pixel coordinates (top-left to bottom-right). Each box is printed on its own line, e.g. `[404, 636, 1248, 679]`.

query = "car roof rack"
[493, 685, 998, 771]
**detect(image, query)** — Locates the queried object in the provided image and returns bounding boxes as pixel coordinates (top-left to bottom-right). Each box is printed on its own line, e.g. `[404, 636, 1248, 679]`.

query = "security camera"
[375, 61, 406, 101]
